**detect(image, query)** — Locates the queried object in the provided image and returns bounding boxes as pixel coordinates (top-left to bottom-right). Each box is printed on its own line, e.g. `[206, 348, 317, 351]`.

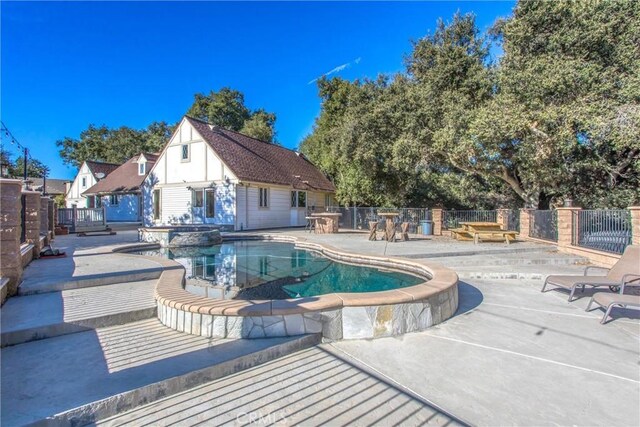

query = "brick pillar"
[629, 206, 640, 245]
[48, 200, 55, 237]
[23, 191, 42, 258]
[519, 209, 532, 239]
[496, 209, 511, 230]
[556, 207, 581, 248]
[0, 179, 24, 298]
[432, 208, 443, 236]
[40, 197, 50, 235]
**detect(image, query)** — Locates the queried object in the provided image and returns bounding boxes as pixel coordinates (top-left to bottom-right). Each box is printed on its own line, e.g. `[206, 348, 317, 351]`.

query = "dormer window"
[138, 162, 145, 175]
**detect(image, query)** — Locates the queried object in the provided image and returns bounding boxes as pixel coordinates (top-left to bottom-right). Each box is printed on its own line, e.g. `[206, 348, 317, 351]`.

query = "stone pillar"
[432, 208, 443, 236]
[23, 191, 42, 258]
[519, 209, 532, 239]
[0, 179, 24, 297]
[48, 200, 55, 237]
[629, 206, 640, 245]
[40, 196, 50, 236]
[496, 208, 511, 230]
[556, 207, 581, 248]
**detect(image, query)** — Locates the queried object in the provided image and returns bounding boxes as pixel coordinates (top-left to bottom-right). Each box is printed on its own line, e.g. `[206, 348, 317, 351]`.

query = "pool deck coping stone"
[113, 233, 459, 317]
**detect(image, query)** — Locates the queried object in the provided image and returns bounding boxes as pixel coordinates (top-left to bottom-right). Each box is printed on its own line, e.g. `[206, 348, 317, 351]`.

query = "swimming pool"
[135, 241, 423, 300]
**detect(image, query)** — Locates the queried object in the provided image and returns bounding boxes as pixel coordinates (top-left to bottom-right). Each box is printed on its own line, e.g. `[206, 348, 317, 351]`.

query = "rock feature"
[168, 230, 222, 247]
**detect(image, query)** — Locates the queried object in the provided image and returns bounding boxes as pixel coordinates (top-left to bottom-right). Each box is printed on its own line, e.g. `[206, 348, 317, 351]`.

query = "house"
[83, 153, 158, 222]
[27, 177, 71, 197]
[143, 116, 335, 230]
[66, 160, 120, 208]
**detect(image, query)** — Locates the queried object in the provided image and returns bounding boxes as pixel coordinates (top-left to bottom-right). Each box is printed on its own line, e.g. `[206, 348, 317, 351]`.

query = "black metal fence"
[325, 207, 431, 233]
[506, 209, 520, 232]
[442, 210, 497, 229]
[573, 209, 632, 254]
[529, 210, 558, 241]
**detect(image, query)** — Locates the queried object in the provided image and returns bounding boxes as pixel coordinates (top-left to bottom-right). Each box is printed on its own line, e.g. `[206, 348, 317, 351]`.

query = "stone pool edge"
[113, 233, 459, 340]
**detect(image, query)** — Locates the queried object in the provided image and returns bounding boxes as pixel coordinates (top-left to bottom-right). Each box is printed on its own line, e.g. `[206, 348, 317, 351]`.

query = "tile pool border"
[114, 234, 459, 340]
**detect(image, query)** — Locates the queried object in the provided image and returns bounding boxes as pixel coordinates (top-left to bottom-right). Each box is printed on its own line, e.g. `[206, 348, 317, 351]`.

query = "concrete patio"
[1, 229, 638, 426]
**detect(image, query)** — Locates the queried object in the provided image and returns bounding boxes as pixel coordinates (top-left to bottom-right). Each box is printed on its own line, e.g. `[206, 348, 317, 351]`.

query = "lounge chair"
[541, 245, 640, 301]
[586, 290, 640, 324]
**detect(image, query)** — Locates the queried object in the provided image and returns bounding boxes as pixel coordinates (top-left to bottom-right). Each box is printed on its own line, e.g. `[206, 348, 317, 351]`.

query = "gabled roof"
[85, 160, 121, 180]
[28, 178, 70, 195]
[185, 116, 335, 192]
[83, 153, 158, 195]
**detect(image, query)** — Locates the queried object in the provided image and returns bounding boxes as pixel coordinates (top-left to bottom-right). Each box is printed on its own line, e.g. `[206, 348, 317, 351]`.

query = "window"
[95, 196, 102, 208]
[110, 194, 119, 205]
[81, 177, 87, 188]
[193, 189, 204, 208]
[138, 162, 145, 175]
[205, 188, 215, 218]
[181, 144, 189, 161]
[259, 188, 269, 208]
[153, 189, 161, 220]
[290, 190, 307, 208]
[325, 194, 332, 207]
[259, 257, 269, 276]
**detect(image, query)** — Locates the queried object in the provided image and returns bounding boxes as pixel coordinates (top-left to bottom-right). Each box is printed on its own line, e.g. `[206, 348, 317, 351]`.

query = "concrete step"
[96, 345, 465, 427]
[1, 318, 320, 427]
[18, 252, 165, 295]
[1, 279, 157, 347]
[434, 253, 588, 267]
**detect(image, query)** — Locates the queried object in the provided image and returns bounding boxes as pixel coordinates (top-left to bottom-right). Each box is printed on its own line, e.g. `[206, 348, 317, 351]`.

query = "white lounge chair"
[586, 278, 640, 324]
[541, 245, 640, 301]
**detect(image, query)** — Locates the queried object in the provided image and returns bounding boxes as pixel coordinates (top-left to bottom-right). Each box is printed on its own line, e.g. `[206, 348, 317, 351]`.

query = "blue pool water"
[134, 241, 423, 300]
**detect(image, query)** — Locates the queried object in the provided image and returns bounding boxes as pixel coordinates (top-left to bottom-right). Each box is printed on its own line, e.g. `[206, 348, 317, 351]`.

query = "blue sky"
[1, 1, 515, 180]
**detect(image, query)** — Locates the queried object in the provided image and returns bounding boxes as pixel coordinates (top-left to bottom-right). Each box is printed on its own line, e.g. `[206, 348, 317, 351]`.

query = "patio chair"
[586, 289, 640, 324]
[541, 245, 640, 301]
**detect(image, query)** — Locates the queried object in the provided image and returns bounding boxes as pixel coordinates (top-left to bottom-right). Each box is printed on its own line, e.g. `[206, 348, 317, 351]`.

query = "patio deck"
[1, 229, 637, 426]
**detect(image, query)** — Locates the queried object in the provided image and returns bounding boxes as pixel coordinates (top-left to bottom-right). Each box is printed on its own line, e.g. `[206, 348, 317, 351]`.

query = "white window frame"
[192, 189, 204, 208]
[181, 144, 190, 162]
[291, 191, 307, 208]
[259, 188, 269, 208]
[109, 194, 119, 206]
[153, 189, 161, 220]
[138, 162, 145, 175]
[81, 177, 87, 188]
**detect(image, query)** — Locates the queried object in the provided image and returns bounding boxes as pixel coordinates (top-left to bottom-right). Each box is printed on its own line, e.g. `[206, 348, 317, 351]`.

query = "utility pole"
[23, 147, 28, 181]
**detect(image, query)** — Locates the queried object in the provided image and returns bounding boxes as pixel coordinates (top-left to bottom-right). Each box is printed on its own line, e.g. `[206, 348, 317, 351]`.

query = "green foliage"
[302, 3, 640, 209]
[187, 87, 277, 142]
[53, 194, 66, 208]
[56, 121, 174, 168]
[1, 150, 49, 177]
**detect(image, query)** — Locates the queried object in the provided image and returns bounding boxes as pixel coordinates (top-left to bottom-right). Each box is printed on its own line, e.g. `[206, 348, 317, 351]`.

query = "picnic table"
[451, 221, 518, 244]
[310, 212, 342, 234]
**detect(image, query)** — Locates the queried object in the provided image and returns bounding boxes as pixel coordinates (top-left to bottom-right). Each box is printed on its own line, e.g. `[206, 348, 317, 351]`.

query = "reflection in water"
[135, 241, 423, 300]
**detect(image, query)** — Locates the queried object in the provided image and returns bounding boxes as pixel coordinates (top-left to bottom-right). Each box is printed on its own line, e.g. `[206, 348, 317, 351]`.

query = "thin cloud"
[308, 57, 362, 85]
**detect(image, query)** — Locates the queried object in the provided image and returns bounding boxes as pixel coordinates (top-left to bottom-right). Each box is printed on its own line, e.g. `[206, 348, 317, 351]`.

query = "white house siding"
[66, 162, 97, 207]
[100, 194, 140, 222]
[143, 119, 238, 227]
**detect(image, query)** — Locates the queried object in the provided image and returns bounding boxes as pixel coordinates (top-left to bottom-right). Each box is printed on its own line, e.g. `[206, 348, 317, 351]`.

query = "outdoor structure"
[65, 160, 120, 208]
[0, 178, 55, 304]
[83, 153, 158, 222]
[142, 116, 335, 230]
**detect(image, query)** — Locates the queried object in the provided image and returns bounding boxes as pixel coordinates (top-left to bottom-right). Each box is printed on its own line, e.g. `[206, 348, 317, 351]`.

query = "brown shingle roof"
[28, 178, 70, 195]
[185, 116, 335, 192]
[85, 160, 121, 180]
[83, 153, 158, 195]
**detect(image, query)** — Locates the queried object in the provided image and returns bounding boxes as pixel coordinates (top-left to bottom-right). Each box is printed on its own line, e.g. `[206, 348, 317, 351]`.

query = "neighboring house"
[83, 153, 158, 222]
[143, 116, 336, 230]
[28, 178, 71, 197]
[66, 160, 120, 208]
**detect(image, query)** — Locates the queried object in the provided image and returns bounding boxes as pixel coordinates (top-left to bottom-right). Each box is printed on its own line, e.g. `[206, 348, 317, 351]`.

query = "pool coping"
[113, 233, 459, 317]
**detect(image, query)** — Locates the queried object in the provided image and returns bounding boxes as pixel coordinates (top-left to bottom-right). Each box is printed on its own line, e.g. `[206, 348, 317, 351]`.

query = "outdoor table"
[310, 212, 342, 234]
[455, 221, 517, 244]
[377, 212, 400, 241]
